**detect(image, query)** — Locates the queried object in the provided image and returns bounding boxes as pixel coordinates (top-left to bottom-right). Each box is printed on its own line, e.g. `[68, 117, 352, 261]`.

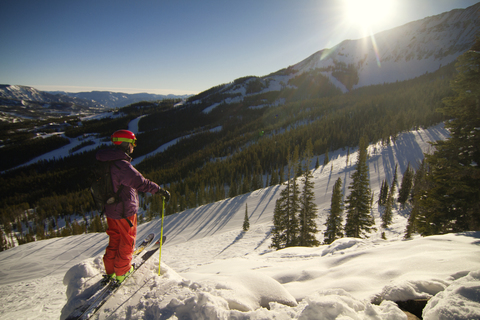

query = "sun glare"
[343, 0, 394, 31]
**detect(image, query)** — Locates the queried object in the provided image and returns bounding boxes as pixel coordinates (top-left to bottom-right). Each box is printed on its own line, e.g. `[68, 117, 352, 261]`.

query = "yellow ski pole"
[158, 197, 165, 276]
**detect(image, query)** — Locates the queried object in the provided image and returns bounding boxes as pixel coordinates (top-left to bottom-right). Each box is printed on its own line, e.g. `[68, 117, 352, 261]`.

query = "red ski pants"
[103, 215, 137, 277]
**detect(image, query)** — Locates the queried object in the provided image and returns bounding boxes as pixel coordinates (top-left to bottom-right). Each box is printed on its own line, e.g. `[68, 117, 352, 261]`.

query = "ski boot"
[101, 273, 116, 286]
[115, 265, 134, 285]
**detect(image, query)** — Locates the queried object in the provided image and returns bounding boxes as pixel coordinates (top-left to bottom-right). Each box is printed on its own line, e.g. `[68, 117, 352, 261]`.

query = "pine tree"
[228, 177, 237, 198]
[36, 220, 45, 240]
[0, 228, 5, 252]
[216, 181, 225, 201]
[279, 166, 284, 184]
[270, 166, 279, 186]
[48, 221, 55, 238]
[405, 160, 428, 238]
[404, 204, 418, 240]
[299, 140, 320, 247]
[270, 185, 289, 250]
[148, 194, 162, 219]
[378, 180, 389, 206]
[198, 181, 206, 205]
[421, 37, 480, 233]
[398, 163, 414, 208]
[243, 203, 250, 232]
[251, 168, 263, 191]
[4, 220, 11, 237]
[241, 171, 251, 194]
[270, 148, 300, 249]
[344, 137, 376, 238]
[382, 190, 394, 229]
[287, 147, 301, 246]
[270, 200, 283, 249]
[391, 164, 398, 196]
[382, 165, 398, 229]
[324, 177, 344, 244]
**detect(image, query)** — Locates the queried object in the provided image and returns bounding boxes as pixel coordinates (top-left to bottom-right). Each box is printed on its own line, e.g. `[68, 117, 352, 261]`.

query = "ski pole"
[158, 197, 165, 276]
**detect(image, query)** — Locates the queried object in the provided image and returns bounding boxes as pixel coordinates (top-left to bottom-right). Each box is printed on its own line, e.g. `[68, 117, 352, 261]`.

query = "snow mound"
[60, 254, 298, 319]
[374, 279, 449, 302]
[321, 238, 366, 256]
[423, 270, 480, 320]
[61, 256, 105, 318]
[298, 289, 406, 320]
[205, 271, 298, 311]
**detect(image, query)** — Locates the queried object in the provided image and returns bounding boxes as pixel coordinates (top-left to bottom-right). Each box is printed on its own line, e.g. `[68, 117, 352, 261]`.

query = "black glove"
[158, 188, 170, 203]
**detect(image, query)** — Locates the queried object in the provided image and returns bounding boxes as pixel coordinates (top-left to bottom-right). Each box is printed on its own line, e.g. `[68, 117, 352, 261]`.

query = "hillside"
[0, 62, 454, 228]
[293, 2, 480, 90]
[184, 3, 479, 108]
[1, 124, 480, 320]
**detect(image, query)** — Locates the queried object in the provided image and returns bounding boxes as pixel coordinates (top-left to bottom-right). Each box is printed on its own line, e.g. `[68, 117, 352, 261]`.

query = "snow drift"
[59, 232, 480, 320]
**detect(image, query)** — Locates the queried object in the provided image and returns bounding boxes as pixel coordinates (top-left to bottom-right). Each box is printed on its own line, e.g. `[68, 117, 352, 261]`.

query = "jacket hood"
[96, 148, 132, 162]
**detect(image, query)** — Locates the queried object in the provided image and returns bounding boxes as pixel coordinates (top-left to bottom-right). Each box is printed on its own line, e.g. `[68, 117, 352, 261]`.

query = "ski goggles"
[112, 137, 137, 147]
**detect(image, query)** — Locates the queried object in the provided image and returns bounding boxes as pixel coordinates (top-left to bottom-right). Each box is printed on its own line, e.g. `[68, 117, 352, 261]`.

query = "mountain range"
[186, 2, 479, 109]
[1, 3, 478, 122]
[49, 90, 192, 109]
[0, 84, 190, 121]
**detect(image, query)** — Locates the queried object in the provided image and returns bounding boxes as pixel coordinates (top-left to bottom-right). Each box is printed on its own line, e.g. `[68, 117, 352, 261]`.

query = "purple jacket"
[96, 148, 160, 220]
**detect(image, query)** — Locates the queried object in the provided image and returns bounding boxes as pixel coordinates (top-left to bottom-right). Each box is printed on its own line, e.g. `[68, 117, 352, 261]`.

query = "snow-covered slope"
[1, 123, 480, 320]
[191, 3, 479, 111]
[293, 3, 480, 90]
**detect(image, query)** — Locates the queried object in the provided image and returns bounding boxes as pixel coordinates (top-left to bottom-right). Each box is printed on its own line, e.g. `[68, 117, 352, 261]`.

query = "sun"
[342, 0, 395, 31]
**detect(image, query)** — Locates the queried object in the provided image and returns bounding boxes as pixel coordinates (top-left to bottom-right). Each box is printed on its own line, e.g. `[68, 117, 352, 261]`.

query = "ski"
[65, 233, 155, 320]
[133, 232, 155, 255]
[66, 239, 162, 320]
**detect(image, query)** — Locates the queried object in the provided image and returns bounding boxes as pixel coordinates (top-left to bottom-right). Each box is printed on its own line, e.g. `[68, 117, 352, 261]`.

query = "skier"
[96, 129, 170, 284]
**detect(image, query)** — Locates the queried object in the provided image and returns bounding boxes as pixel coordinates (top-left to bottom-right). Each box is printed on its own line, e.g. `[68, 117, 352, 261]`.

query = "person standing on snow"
[96, 129, 170, 283]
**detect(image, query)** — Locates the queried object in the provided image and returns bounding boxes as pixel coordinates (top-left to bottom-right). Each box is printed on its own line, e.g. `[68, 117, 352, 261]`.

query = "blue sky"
[1, 0, 478, 95]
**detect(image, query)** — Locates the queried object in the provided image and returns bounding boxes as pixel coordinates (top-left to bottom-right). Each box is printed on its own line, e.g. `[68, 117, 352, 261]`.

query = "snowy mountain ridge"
[52, 90, 191, 109]
[293, 2, 480, 90]
[0, 85, 190, 121]
[190, 2, 479, 108]
[0, 84, 106, 121]
[0, 84, 102, 108]
[0, 85, 189, 110]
